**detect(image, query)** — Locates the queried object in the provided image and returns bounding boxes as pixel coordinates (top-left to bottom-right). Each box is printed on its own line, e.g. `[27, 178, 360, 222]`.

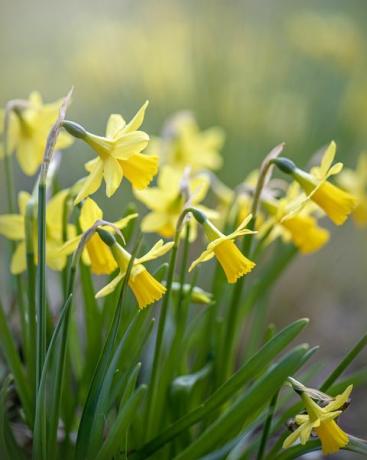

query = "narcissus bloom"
[135, 165, 216, 240]
[149, 112, 224, 172]
[275, 142, 357, 225]
[60, 198, 137, 275]
[0, 189, 73, 273]
[63, 101, 158, 204]
[189, 214, 256, 283]
[261, 183, 329, 254]
[337, 153, 367, 227]
[0, 92, 73, 175]
[283, 384, 352, 456]
[95, 237, 174, 309]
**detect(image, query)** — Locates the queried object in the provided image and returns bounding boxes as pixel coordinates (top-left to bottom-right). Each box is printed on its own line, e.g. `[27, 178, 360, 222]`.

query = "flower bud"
[63, 120, 88, 139]
[272, 157, 297, 175]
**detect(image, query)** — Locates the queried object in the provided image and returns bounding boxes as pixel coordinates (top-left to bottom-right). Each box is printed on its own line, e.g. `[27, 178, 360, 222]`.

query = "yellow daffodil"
[0, 189, 72, 273]
[135, 165, 216, 240]
[63, 101, 158, 203]
[0, 92, 73, 175]
[189, 214, 256, 283]
[261, 183, 329, 254]
[149, 112, 224, 172]
[60, 198, 137, 275]
[337, 153, 367, 227]
[274, 142, 357, 225]
[95, 236, 174, 309]
[283, 384, 352, 456]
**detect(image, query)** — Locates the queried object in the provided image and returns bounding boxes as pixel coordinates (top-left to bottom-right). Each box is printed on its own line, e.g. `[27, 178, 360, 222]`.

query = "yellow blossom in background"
[135, 165, 216, 240]
[283, 384, 352, 456]
[337, 153, 367, 227]
[189, 214, 256, 283]
[63, 102, 158, 204]
[95, 237, 174, 309]
[261, 183, 329, 254]
[149, 112, 224, 172]
[0, 92, 73, 175]
[0, 189, 72, 273]
[60, 198, 137, 275]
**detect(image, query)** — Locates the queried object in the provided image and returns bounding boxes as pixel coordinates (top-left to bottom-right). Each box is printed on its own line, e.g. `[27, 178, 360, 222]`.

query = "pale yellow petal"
[112, 213, 138, 229]
[95, 272, 124, 298]
[74, 159, 104, 204]
[188, 247, 215, 272]
[11, 241, 26, 274]
[16, 137, 44, 176]
[80, 198, 103, 231]
[323, 385, 353, 412]
[134, 188, 169, 211]
[319, 141, 336, 178]
[106, 114, 126, 138]
[112, 132, 150, 160]
[103, 156, 123, 197]
[59, 235, 82, 256]
[136, 240, 174, 265]
[141, 212, 169, 233]
[123, 101, 149, 133]
[0, 215, 25, 240]
[46, 189, 69, 238]
[18, 191, 32, 216]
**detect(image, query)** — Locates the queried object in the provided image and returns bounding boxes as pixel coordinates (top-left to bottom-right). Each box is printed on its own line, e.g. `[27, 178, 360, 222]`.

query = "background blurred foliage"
[1, 0, 367, 440]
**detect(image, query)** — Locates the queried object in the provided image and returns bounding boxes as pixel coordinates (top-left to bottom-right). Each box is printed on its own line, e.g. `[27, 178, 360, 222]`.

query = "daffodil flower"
[95, 237, 174, 309]
[337, 153, 367, 227]
[149, 112, 224, 172]
[59, 198, 137, 275]
[135, 165, 216, 240]
[261, 183, 329, 254]
[275, 142, 357, 225]
[63, 101, 158, 203]
[0, 92, 73, 175]
[0, 189, 73, 273]
[283, 384, 352, 456]
[188, 214, 256, 283]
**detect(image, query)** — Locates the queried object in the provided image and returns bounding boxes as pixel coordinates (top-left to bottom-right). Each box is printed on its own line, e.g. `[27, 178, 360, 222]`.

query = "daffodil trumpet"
[272, 142, 357, 225]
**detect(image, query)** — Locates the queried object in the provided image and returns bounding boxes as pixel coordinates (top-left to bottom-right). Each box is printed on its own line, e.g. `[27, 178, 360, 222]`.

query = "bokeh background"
[1, 0, 366, 456]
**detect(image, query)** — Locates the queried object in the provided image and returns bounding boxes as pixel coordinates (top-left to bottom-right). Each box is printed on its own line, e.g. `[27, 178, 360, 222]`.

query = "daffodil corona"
[63, 102, 158, 203]
[189, 214, 256, 283]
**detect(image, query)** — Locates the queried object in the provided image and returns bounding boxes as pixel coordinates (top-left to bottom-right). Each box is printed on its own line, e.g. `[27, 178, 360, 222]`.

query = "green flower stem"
[256, 390, 279, 460]
[145, 208, 197, 440]
[24, 199, 37, 400]
[36, 180, 47, 390]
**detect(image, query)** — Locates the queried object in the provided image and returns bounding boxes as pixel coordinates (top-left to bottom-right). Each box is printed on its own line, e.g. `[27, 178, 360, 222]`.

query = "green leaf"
[33, 294, 73, 460]
[174, 345, 309, 460]
[134, 318, 309, 459]
[0, 376, 27, 460]
[0, 298, 33, 425]
[95, 385, 147, 460]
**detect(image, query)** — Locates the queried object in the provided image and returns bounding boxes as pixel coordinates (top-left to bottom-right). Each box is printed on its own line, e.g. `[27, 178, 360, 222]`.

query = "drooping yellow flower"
[149, 112, 224, 172]
[95, 237, 174, 309]
[188, 214, 256, 283]
[63, 101, 158, 204]
[261, 183, 329, 254]
[337, 153, 367, 227]
[283, 384, 352, 456]
[278, 142, 357, 225]
[0, 189, 73, 274]
[135, 165, 216, 240]
[0, 92, 73, 175]
[60, 198, 137, 275]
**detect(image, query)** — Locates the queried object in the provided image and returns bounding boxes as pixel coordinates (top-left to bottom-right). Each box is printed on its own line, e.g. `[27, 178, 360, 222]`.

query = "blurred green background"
[1, 0, 366, 451]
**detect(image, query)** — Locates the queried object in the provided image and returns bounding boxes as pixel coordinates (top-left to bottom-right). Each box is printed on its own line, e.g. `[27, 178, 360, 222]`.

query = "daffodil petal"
[106, 114, 126, 138]
[123, 101, 149, 133]
[0, 215, 25, 240]
[11, 241, 27, 274]
[75, 159, 104, 204]
[103, 156, 123, 197]
[95, 272, 124, 298]
[80, 198, 103, 231]
[188, 247, 215, 272]
[136, 240, 174, 265]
